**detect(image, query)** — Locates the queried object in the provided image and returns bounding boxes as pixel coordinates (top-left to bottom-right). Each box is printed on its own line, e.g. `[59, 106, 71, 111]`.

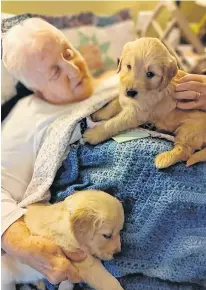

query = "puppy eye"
[146, 71, 155, 78]
[127, 64, 132, 70]
[103, 234, 112, 239]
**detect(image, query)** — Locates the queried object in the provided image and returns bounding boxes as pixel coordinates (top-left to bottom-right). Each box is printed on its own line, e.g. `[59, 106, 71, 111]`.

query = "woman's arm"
[2, 217, 85, 284]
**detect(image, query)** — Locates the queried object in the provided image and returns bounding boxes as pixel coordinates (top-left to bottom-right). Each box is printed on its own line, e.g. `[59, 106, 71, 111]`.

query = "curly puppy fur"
[2, 190, 124, 290]
[84, 37, 206, 168]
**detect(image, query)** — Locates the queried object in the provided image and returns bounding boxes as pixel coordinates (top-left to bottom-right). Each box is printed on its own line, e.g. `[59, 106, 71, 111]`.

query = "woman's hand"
[175, 74, 206, 111]
[2, 218, 86, 285]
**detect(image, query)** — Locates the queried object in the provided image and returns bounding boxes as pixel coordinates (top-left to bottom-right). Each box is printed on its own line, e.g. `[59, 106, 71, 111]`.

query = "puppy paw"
[108, 281, 124, 290]
[155, 151, 176, 169]
[83, 126, 107, 145]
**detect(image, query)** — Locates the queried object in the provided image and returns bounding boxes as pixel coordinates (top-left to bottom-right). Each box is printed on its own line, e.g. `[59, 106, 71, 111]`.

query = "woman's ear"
[35, 91, 44, 99]
[70, 207, 102, 245]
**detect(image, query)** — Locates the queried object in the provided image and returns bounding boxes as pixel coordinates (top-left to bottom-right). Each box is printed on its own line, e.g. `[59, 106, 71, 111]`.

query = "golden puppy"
[83, 37, 206, 168]
[2, 190, 124, 290]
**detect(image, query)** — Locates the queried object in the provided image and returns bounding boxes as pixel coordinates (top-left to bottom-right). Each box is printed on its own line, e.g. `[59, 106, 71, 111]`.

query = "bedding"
[14, 142, 206, 290]
[47, 138, 206, 290]
[2, 10, 206, 290]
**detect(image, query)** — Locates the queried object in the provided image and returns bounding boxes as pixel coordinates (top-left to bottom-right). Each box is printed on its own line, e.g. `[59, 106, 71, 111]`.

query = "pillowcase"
[1, 10, 136, 104]
[62, 19, 135, 76]
[1, 10, 133, 32]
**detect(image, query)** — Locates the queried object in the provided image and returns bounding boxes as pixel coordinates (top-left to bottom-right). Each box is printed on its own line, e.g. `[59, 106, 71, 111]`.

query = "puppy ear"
[201, 69, 206, 75]
[159, 57, 178, 91]
[70, 207, 102, 245]
[117, 58, 122, 73]
[162, 41, 183, 70]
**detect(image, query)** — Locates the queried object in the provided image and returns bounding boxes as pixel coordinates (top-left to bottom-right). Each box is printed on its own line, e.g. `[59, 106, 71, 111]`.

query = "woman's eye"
[146, 71, 155, 78]
[127, 64, 132, 70]
[51, 66, 60, 80]
[103, 234, 112, 239]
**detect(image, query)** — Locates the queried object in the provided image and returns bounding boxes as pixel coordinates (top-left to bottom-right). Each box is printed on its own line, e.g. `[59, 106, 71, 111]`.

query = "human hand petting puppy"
[1, 217, 85, 285]
[83, 38, 206, 168]
[175, 74, 206, 111]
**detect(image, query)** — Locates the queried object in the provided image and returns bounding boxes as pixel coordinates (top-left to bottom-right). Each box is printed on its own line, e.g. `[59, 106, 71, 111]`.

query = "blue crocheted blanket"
[48, 138, 206, 290]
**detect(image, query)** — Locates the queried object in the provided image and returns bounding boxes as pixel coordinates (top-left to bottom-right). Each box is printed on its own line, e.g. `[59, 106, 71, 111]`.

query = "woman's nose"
[64, 60, 81, 79]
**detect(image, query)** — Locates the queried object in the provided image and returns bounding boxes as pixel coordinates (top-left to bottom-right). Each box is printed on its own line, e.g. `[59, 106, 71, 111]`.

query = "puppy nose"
[114, 243, 121, 254]
[113, 251, 122, 258]
[126, 89, 138, 98]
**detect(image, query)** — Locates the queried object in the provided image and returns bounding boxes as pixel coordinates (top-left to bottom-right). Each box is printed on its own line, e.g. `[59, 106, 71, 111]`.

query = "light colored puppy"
[83, 37, 206, 168]
[2, 190, 124, 290]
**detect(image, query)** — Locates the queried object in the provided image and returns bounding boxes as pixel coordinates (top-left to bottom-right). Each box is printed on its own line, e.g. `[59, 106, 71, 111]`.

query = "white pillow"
[1, 13, 15, 19]
[1, 13, 18, 104]
[62, 20, 136, 75]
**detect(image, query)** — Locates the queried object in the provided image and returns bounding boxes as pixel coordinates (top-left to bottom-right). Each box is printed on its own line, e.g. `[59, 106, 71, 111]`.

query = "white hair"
[2, 18, 64, 90]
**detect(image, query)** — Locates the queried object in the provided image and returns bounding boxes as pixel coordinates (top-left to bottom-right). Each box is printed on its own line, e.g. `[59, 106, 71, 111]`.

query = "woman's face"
[30, 35, 94, 104]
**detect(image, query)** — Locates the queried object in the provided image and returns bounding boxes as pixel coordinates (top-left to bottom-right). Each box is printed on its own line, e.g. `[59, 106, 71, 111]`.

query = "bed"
[1, 6, 206, 290]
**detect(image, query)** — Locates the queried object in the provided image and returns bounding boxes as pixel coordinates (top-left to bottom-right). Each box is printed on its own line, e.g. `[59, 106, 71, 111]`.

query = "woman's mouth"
[76, 77, 84, 87]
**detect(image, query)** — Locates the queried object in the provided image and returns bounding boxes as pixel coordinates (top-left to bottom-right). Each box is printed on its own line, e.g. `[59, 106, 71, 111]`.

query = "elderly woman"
[2, 17, 206, 290]
[1, 17, 115, 287]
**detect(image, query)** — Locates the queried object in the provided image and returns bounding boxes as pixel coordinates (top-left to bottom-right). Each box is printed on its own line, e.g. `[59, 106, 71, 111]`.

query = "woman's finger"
[176, 94, 206, 110]
[176, 101, 200, 110]
[175, 90, 198, 100]
[178, 74, 205, 84]
[176, 81, 206, 93]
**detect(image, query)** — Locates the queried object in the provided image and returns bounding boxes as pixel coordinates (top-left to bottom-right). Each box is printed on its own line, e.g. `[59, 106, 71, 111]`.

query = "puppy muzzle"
[126, 89, 138, 98]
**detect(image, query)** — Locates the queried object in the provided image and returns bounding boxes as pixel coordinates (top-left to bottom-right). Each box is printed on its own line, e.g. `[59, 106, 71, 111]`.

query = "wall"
[2, 0, 206, 38]
[1, 1, 158, 19]
[2, 1, 206, 24]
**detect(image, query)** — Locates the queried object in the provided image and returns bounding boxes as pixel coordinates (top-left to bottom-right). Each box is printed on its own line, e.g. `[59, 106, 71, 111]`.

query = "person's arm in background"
[175, 74, 206, 111]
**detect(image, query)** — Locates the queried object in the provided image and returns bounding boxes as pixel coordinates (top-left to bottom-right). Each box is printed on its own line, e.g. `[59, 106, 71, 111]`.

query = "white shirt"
[1, 95, 89, 235]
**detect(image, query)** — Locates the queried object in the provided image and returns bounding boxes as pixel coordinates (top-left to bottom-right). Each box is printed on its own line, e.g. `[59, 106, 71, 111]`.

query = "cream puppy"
[83, 37, 206, 168]
[2, 190, 124, 290]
